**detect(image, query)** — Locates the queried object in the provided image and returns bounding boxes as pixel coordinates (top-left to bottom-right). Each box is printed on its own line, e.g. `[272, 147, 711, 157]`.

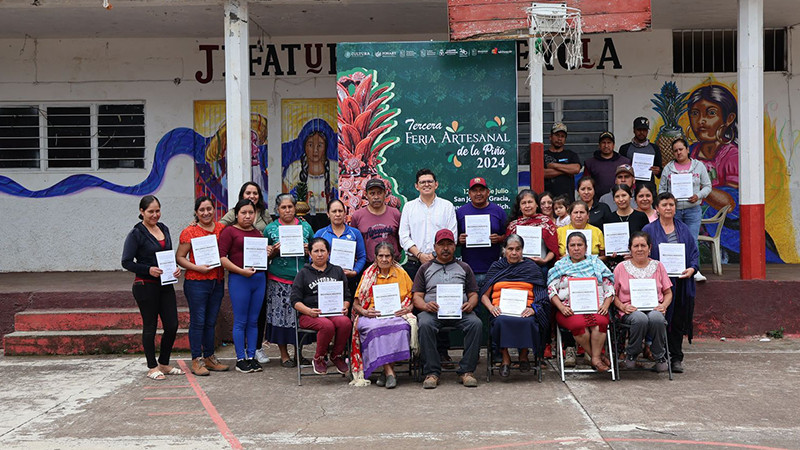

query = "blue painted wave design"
[0, 128, 206, 198]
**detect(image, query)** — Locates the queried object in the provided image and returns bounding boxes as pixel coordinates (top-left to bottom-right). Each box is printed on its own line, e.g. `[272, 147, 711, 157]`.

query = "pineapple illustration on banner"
[652, 81, 689, 165]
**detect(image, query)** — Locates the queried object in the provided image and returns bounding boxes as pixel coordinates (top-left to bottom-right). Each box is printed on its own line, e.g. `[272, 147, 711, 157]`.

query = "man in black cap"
[619, 117, 663, 184]
[543, 122, 581, 201]
[583, 131, 630, 203]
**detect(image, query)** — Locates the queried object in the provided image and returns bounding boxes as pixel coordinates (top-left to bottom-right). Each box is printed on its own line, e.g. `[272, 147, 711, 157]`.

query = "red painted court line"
[177, 359, 242, 450]
[143, 385, 191, 389]
[147, 411, 205, 417]
[469, 438, 790, 450]
[143, 396, 198, 400]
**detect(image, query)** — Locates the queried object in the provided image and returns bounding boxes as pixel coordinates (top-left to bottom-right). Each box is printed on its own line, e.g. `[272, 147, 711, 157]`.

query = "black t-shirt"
[588, 202, 614, 228]
[543, 148, 581, 201]
[619, 141, 663, 183]
[605, 209, 650, 233]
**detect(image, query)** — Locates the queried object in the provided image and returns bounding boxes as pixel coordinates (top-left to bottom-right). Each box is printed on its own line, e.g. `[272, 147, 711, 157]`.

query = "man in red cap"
[412, 228, 481, 389]
[456, 177, 507, 288]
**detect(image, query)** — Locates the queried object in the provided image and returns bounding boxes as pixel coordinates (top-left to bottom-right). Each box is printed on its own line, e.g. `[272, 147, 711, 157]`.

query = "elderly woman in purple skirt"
[349, 242, 418, 388]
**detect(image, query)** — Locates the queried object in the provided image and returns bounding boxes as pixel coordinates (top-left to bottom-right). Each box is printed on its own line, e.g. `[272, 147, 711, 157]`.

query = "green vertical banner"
[336, 41, 518, 214]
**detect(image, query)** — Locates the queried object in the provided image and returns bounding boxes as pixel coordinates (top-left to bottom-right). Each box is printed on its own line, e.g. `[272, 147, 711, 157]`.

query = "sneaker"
[331, 356, 348, 374]
[385, 374, 397, 389]
[375, 374, 386, 387]
[235, 359, 253, 373]
[312, 357, 328, 375]
[204, 355, 229, 372]
[543, 344, 553, 359]
[694, 271, 707, 282]
[622, 357, 637, 370]
[652, 357, 669, 373]
[422, 375, 439, 389]
[564, 347, 577, 367]
[249, 359, 263, 372]
[459, 372, 478, 387]
[671, 360, 685, 373]
[255, 348, 271, 364]
[191, 357, 209, 376]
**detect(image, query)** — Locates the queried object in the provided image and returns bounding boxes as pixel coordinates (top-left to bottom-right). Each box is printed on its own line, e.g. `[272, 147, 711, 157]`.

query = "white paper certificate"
[629, 278, 659, 310]
[658, 243, 686, 276]
[190, 234, 221, 268]
[243, 237, 269, 270]
[568, 278, 601, 314]
[566, 229, 593, 256]
[436, 284, 463, 319]
[516, 225, 543, 258]
[329, 238, 356, 270]
[372, 283, 402, 318]
[499, 288, 528, 317]
[603, 222, 630, 255]
[317, 281, 344, 317]
[632, 152, 655, 181]
[155, 250, 178, 285]
[279, 225, 304, 257]
[465, 214, 491, 248]
[671, 173, 694, 199]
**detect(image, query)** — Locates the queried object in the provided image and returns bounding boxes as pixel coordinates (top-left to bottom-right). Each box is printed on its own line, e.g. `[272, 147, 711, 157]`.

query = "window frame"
[0, 101, 146, 172]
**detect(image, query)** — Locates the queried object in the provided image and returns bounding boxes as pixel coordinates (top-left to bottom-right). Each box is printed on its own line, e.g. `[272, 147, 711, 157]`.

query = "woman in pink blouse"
[612, 231, 673, 373]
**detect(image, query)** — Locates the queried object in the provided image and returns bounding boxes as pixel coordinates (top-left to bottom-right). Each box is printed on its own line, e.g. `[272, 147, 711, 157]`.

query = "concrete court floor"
[0, 337, 798, 450]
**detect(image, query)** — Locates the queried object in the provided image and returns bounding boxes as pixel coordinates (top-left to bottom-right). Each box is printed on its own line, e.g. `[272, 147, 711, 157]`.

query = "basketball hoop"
[526, 3, 582, 70]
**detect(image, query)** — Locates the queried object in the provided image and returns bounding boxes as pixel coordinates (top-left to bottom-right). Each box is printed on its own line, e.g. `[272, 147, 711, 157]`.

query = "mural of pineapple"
[651, 81, 689, 165]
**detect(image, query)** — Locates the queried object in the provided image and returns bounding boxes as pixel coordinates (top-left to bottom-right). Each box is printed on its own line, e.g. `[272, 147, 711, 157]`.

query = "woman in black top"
[604, 184, 650, 270]
[121, 195, 183, 380]
[577, 176, 614, 228]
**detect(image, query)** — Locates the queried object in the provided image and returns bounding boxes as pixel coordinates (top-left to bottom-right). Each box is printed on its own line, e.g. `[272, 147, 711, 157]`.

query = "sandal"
[600, 355, 611, 368]
[281, 359, 297, 368]
[592, 361, 611, 372]
[147, 369, 166, 380]
[518, 360, 531, 372]
[162, 367, 184, 375]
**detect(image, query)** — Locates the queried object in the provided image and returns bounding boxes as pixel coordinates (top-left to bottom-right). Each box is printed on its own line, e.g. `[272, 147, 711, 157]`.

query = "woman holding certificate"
[314, 199, 367, 296]
[349, 242, 415, 388]
[612, 231, 673, 372]
[547, 233, 615, 372]
[505, 190, 559, 276]
[643, 193, 700, 374]
[603, 184, 650, 270]
[556, 201, 605, 258]
[291, 238, 352, 376]
[479, 235, 550, 377]
[218, 199, 269, 374]
[121, 195, 183, 381]
[176, 196, 228, 376]
[264, 193, 315, 367]
[658, 138, 711, 282]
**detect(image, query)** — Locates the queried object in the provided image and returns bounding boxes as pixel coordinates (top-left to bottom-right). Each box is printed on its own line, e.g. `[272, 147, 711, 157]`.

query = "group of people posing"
[121, 120, 705, 388]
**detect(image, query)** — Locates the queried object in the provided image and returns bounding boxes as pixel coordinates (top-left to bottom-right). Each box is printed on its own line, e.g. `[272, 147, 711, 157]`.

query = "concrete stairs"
[3, 308, 191, 356]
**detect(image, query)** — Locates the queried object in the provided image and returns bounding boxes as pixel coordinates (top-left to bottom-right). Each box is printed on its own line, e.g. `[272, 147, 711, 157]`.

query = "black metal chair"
[485, 321, 543, 382]
[609, 306, 673, 380]
[294, 312, 349, 386]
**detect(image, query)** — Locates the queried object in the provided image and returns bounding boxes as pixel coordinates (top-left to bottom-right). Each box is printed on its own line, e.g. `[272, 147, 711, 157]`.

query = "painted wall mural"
[281, 99, 338, 216]
[651, 78, 798, 264]
[193, 101, 269, 216]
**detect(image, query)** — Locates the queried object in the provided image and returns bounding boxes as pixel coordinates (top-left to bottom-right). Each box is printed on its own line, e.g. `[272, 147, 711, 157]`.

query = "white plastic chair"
[699, 205, 731, 275]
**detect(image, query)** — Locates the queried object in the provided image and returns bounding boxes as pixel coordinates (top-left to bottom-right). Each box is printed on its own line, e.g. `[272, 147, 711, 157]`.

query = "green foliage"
[766, 327, 784, 339]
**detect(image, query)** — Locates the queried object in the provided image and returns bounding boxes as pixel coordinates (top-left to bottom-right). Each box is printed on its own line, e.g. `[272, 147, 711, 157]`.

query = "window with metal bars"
[518, 97, 612, 165]
[0, 103, 145, 169]
[672, 28, 787, 73]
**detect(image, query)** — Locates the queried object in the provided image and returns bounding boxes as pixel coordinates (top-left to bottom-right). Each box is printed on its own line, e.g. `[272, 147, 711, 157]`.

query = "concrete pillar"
[529, 38, 544, 193]
[738, 0, 766, 279]
[224, 0, 251, 209]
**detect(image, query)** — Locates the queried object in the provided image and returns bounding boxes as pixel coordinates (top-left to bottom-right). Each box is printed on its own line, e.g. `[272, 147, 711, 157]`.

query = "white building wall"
[1, 28, 798, 271]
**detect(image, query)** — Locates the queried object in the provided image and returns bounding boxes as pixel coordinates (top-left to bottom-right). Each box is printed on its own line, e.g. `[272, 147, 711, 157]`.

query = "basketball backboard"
[448, 0, 651, 41]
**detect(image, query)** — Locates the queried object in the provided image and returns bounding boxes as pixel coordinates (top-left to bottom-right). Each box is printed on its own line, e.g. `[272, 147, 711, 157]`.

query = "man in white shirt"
[399, 168, 457, 281]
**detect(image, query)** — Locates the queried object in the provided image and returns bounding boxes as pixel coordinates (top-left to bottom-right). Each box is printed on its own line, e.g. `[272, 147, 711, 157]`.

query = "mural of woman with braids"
[281, 118, 338, 230]
[687, 84, 782, 262]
